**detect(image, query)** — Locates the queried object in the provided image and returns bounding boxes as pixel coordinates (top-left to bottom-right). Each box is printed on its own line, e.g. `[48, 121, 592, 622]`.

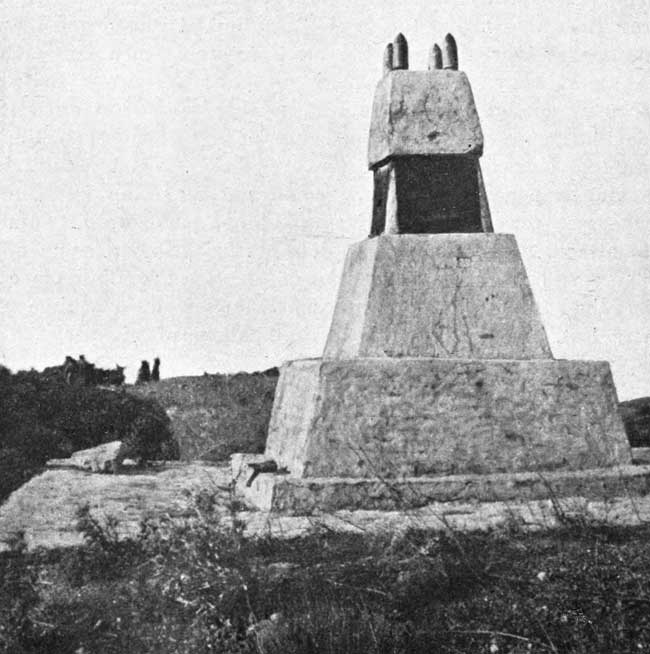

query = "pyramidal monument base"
[232, 33, 646, 516]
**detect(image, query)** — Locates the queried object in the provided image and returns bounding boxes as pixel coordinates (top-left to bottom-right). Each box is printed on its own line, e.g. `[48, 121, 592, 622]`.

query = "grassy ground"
[4, 503, 650, 654]
[127, 370, 278, 461]
[620, 397, 650, 447]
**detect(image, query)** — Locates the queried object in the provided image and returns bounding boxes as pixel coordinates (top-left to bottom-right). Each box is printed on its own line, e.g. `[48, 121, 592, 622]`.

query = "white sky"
[0, 0, 648, 399]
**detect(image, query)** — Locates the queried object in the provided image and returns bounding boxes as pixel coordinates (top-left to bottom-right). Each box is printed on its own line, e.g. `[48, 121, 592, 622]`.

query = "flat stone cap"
[368, 69, 483, 169]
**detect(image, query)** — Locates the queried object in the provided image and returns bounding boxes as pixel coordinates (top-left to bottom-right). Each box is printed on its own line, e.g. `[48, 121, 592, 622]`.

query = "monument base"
[232, 355, 635, 514]
[265, 358, 630, 479]
[322, 234, 552, 360]
[231, 458, 650, 515]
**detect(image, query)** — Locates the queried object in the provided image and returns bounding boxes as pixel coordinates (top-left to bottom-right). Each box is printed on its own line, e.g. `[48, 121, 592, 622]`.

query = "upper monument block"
[368, 34, 491, 235]
[368, 33, 484, 169]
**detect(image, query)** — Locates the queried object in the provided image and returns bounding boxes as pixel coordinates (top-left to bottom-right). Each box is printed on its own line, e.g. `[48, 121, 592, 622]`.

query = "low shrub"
[0, 366, 178, 502]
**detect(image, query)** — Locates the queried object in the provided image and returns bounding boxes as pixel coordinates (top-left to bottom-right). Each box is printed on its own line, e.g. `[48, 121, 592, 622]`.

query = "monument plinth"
[322, 233, 551, 360]
[234, 33, 633, 514]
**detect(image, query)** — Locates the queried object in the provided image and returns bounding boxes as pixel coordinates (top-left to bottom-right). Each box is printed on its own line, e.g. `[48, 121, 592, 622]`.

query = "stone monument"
[234, 34, 637, 514]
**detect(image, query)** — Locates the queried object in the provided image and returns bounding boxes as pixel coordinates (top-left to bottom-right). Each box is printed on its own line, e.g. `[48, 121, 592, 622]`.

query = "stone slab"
[368, 70, 483, 168]
[0, 462, 232, 552]
[46, 440, 124, 473]
[234, 492, 650, 539]
[7, 462, 650, 551]
[323, 234, 552, 359]
[265, 358, 630, 479]
[238, 465, 650, 515]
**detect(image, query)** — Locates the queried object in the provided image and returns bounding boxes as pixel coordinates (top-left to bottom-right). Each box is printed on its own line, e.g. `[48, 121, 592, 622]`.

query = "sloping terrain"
[620, 396, 650, 447]
[127, 369, 279, 461]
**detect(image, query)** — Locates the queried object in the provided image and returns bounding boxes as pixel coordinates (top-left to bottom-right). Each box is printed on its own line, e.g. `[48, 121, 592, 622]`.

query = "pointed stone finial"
[392, 33, 408, 70]
[443, 33, 458, 70]
[383, 43, 394, 75]
[428, 43, 443, 70]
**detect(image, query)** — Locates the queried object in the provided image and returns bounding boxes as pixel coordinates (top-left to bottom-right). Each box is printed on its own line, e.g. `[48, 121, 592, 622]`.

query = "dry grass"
[127, 371, 278, 461]
[4, 499, 650, 654]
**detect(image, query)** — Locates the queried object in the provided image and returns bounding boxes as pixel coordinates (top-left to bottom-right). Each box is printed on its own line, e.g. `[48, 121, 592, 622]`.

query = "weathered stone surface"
[323, 234, 552, 360]
[368, 70, 483, 168]
[265, 358, 630, 479]
[5, 461, 650, 551]
[0, 462, 232, 552]
[322, 237, 379, 357]
[47, 441, 124, 473]
[235, 491, 650, 540]
[239, 465, 650, 515]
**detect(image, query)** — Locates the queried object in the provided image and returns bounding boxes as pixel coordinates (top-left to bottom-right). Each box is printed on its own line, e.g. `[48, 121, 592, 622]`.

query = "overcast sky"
[0, 0, 648, 399]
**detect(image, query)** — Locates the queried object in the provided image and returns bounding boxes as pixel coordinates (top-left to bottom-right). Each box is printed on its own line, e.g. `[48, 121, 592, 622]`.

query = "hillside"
[620, 396, 650, 447]
[0, 366, 176, 504]
[127, 369, 279, 461]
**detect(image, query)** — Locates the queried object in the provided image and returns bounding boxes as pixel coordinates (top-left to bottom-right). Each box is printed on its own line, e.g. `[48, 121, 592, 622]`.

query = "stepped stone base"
[233, 464, 650, 515]
[265, 358, 630, 479]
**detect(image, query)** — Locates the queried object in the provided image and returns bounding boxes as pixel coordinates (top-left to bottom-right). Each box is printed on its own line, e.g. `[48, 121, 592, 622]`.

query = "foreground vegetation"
[3, 502, 650, 654]
[0, 366, 178, 502]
